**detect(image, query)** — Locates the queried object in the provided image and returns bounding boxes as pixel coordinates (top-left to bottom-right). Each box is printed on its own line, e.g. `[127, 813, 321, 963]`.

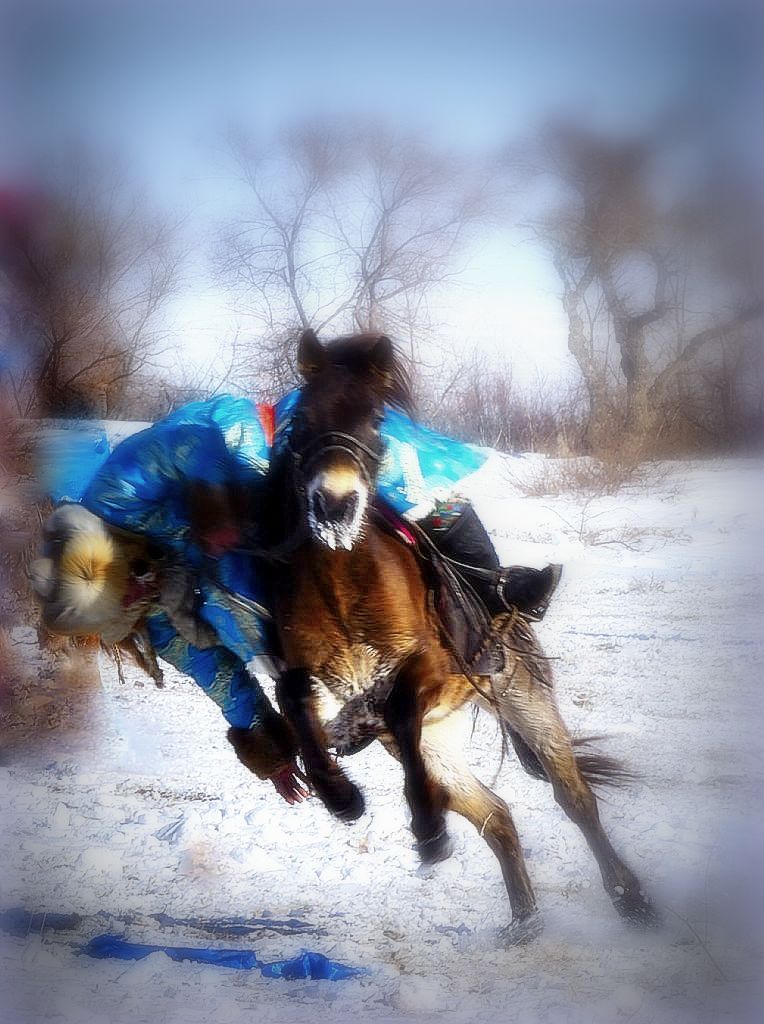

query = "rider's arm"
[143, 609, 302, 793]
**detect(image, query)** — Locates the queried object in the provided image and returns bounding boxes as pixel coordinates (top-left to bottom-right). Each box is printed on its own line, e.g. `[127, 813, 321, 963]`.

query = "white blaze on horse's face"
[307, 460, 369, 551]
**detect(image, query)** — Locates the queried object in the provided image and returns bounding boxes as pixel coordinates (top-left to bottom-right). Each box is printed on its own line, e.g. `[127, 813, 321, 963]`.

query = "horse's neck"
[296, 513, 379, 578]
[297, 525, 385, 632]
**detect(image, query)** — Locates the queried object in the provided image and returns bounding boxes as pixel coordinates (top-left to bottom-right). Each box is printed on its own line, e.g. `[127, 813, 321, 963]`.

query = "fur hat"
[31, 504, 156, 644]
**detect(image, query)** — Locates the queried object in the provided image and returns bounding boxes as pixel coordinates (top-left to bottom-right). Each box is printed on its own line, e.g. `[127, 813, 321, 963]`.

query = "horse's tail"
[509, 729, 636, 789]
[572, 736, 637, 788]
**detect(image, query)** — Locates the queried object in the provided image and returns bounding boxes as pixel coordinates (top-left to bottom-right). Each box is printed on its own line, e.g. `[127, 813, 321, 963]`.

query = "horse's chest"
[308, 644, 397, 724]
[321, 643, 396, 698]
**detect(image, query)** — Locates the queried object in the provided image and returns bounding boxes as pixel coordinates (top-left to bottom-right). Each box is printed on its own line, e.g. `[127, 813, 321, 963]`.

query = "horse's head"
[288, 328, 411, 551]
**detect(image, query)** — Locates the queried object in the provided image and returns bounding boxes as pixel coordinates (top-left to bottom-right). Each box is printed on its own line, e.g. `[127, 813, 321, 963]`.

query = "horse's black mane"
[322, 332, 416, 418]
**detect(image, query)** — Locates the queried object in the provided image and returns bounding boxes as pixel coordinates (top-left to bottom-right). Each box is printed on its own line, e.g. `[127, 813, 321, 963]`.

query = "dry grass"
[514, 439, 676, 499]
[516, 454, 645, 498]
[537, 495, 691, 553]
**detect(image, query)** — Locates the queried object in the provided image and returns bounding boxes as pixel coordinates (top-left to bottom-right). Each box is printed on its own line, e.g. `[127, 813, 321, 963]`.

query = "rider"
[32, 352, 560, 803]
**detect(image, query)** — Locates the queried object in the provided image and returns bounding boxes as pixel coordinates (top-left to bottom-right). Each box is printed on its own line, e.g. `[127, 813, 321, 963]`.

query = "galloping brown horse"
[264, 328, 657, 941]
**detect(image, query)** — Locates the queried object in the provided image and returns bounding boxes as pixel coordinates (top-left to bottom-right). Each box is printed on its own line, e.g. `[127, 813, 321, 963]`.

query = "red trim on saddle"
[374, 501, 416, 546]
[257, 402, 276, 449]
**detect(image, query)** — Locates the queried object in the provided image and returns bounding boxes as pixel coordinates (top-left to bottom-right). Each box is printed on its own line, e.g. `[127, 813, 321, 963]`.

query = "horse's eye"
[372, 413, 384, 433]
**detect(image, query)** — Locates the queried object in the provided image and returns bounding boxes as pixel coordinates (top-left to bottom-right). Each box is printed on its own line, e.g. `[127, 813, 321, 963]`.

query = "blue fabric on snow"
[0, 908, 83, 937]
[0, 906, 317, 939]
[81, 933, 367, 980]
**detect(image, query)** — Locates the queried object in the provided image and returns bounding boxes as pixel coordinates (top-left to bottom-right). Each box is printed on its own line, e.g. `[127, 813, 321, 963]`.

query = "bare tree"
[126, 339, 241, 420]
[215, 125, 493, 398]
[515, 122, 764, 454]
[426, 346, 587, 454]
[1, 165, 182, 420]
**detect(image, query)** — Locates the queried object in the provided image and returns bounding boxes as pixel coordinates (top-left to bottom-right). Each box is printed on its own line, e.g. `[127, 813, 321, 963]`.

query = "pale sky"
[5, 0, 760, 387]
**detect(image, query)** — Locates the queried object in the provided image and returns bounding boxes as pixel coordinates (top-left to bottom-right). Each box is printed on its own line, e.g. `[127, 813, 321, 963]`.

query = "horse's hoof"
[319, 778, 365, 822]
[335, 785, 365, 822]
[416, 827, 454, 865]
[614, 890, 662, 929]
[500, 910, 543, 947]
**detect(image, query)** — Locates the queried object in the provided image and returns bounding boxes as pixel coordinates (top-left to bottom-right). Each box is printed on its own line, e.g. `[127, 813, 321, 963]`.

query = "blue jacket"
[75, 393, 486, 731]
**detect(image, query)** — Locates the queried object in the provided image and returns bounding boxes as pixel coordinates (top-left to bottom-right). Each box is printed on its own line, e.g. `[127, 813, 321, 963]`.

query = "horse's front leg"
[384, 653, 453, 864]
[276, 668, 365, 822]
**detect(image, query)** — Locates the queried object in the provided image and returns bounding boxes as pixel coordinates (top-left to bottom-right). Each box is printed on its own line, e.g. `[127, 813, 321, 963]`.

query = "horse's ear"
[369, 334, 394, 387]
[297, 328, 326, 378]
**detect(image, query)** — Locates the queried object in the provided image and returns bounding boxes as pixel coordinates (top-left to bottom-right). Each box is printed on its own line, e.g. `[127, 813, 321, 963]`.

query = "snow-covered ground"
[2, 456, 762, 1024]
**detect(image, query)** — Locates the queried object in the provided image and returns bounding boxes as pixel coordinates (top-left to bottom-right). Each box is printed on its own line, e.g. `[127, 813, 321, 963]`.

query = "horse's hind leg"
[276, 668, 364, 822]
[497, 665, 657, 926]
[417, 716, 540, 943]
[384, 653, 454, 864]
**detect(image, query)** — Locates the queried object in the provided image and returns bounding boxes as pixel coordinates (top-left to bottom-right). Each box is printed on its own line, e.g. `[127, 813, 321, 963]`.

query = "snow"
[2, 457, 762, 1023]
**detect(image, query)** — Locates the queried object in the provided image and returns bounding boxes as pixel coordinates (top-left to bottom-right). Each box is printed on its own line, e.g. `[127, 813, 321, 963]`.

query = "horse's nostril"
[338, 492, 358, 520]
[312, 489, 359, 525]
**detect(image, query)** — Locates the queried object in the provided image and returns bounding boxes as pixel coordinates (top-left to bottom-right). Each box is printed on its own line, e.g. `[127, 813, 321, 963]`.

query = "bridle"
[232, 420, 384, 566]
[286, 427, 384, 491]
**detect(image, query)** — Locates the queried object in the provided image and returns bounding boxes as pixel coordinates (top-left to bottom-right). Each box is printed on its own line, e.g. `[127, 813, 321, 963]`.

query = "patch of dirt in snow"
[2, 458, 762, 1024]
